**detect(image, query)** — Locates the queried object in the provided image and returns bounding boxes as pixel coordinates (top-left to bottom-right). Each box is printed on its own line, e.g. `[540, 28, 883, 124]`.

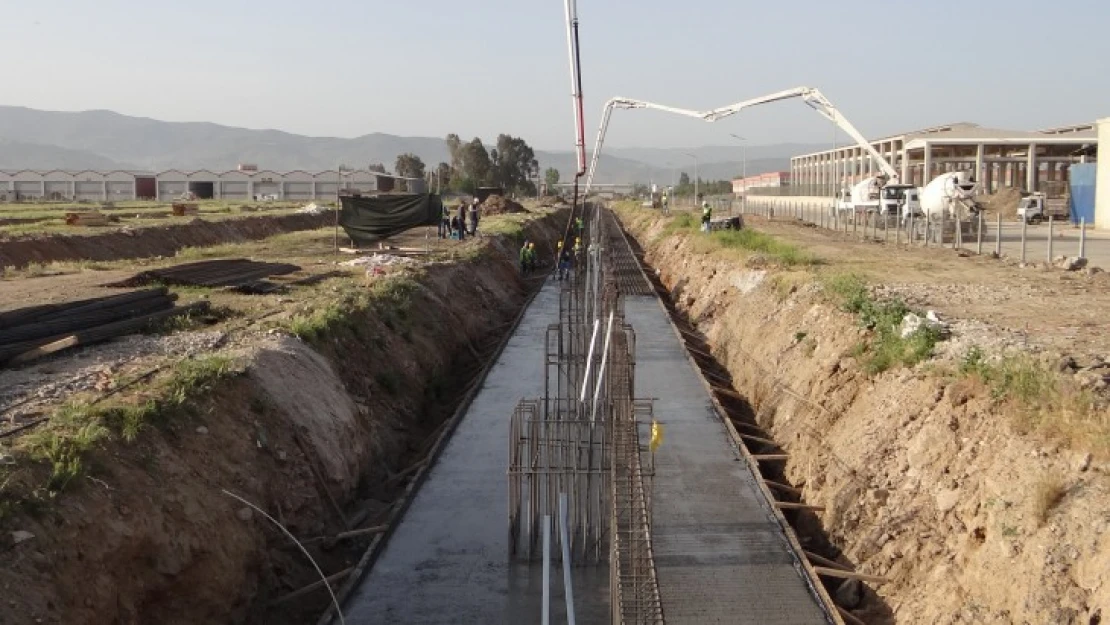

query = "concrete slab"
[343, 279, 609, 625]
[626, 296, 832, 625]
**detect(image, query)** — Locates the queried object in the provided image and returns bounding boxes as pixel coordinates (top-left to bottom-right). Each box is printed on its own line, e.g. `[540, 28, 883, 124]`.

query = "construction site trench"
[0, 210, 566, 625]
[614, 203, 1110, 625]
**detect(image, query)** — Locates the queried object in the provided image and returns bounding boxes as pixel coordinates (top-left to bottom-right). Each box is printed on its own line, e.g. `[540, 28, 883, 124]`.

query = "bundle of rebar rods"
[0, 288, 209, 367]
[108, 259, 300, 289]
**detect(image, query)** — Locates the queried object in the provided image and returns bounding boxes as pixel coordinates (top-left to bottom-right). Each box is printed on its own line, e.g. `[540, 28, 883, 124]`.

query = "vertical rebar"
[542, 514, 551, 625]
[559, 493, 577, 625]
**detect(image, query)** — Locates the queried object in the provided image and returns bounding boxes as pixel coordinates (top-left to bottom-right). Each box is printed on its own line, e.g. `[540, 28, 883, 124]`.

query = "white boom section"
[704, 87, 899, 181]
[584, 97, 709, 195]
[583, 86, 900, 196]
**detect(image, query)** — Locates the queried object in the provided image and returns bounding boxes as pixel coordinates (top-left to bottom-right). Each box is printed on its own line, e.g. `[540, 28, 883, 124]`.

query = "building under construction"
[790, 122, 1097, 196]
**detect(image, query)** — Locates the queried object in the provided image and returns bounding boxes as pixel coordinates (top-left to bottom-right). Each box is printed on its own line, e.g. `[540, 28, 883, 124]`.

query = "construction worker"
[573, 236, 582, 270]
[457, 202, 467, 240]
[526, 242, 537, 274]
[439, 201, 451, 239]
[557, 245, 572, 281]
[519, 240, 531, 275]
[662, 194, 669, 215]
[701, 201, 712, 232]
[468, 197, 480, 236]
[575, 216, 584, 235]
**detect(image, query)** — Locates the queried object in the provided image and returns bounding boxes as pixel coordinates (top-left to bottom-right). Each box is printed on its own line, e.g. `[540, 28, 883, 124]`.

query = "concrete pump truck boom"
[585, 86, 977, 225]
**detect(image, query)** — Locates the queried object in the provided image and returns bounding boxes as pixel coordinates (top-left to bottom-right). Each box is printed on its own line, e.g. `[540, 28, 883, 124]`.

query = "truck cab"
[880, 184, 920, 218]
[1017, 192, 1068, 224]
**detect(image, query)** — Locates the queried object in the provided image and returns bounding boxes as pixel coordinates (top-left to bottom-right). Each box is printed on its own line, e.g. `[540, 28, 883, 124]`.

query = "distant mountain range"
[0, 106, 824, 184]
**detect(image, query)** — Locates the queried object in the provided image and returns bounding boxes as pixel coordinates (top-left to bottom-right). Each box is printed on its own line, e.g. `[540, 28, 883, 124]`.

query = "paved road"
[342, 279, 609, 625]
[627, 297, 832, 625]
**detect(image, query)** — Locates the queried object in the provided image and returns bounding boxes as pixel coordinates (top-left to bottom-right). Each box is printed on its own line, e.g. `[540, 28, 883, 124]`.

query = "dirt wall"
[0, 212, 565, 625]
[619, 209, 1109, 625]
[0, 213, 331, 269]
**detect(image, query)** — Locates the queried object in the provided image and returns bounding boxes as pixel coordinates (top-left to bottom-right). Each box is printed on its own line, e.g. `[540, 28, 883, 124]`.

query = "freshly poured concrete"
[626, 296, 832, 625]
[343, 280, 609, 625]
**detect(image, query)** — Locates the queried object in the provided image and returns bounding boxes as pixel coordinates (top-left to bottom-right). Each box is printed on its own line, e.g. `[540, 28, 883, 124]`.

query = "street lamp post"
[730, 134, 747, 213]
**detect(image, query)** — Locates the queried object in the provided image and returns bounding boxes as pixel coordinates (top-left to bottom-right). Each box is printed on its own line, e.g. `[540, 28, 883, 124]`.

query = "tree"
[368, 163, 387, 174]
[462, 137, 492, 187]
[395, 153, 426, 180]
[445, 134, 463, 171]
[431, 162, 451, 192]
[544, 167, 561, 188]
[678, 172, 691, 186]
[490, 134, 538, 195]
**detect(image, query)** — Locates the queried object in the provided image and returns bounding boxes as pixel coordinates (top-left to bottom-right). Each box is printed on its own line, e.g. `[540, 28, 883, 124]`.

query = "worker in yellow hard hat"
[525, 242, 537, 274]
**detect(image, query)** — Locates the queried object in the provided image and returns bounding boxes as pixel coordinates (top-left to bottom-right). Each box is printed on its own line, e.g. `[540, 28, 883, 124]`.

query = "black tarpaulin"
[339, 193, 443, 245]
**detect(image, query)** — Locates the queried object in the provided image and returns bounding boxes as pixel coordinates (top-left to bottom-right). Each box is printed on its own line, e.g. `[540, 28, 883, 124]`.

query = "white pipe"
[579, 319, 601, 403]
[590, 310, 616, 423]
[542, 514, 551, 625]
[558, 493, 577, 625]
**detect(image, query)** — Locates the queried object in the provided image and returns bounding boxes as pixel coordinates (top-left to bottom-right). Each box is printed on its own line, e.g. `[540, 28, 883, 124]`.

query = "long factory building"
[0, 168, 426, 202]
[790, 122, 1097, 196]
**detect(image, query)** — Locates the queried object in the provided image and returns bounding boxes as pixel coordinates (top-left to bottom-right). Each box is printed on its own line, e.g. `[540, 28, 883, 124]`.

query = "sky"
[2, 0, 1108, 151]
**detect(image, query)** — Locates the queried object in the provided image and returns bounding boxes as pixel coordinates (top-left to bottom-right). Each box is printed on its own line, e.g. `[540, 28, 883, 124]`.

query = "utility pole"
[730, 134, 747, 210]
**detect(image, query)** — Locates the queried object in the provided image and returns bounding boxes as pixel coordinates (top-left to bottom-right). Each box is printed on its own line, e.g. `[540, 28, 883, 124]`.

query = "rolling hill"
[0, 106, 814, 184]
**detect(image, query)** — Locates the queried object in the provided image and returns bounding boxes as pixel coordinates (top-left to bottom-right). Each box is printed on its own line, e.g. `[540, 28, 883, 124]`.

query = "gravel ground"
[0, 330, 229, 422]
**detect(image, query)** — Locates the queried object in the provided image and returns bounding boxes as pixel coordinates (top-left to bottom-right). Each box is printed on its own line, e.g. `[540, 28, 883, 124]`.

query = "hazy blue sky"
[3, 0, 1107, 150]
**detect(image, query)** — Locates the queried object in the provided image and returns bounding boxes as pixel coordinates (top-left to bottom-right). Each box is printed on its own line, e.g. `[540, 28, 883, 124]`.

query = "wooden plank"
[740, 433, 778, 447]
[8, 336, 79, 365]
[751, 454, 790, 461]
[764, 480, 803, 497]
[773, 502, 825, 512]
[838, 606, 867, 625]
[268, 567, 353, 606]
[334, 524, 388, 541]
[803, 550, 852, 571]
[812, 566, 889, 585]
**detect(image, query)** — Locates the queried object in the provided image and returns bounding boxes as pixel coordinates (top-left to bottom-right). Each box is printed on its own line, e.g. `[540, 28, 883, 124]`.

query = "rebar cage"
[506, 204, 664, 624]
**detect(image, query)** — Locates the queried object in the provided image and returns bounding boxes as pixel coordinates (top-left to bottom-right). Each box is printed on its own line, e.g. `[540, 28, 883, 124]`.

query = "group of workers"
[439, 197, 481, 240]
[520, 216, 585, 278]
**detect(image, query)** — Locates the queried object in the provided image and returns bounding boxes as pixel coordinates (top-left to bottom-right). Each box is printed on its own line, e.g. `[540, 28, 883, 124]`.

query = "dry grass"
[959, 348, 1110, 458]
[1030, 473, 1067, 526]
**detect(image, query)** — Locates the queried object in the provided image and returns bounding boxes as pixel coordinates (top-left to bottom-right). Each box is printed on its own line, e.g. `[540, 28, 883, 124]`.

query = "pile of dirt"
[977, 188, 1023, 219]
[619, 207, 1110, 625]
[0, 213, 330, 270]
[481, 194, 526, 215]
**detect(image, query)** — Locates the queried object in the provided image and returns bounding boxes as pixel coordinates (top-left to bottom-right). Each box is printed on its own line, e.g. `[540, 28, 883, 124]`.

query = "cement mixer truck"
[835, 176, 920, 221]
[919, 171, 979, 221]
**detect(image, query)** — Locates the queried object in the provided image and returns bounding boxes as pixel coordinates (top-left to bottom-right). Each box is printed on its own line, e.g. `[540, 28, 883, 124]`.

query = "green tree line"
[385, 134, 543, 196]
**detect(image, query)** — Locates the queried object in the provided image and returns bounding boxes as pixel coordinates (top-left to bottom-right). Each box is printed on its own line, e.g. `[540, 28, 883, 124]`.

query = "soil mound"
[481, 195, 525, 215]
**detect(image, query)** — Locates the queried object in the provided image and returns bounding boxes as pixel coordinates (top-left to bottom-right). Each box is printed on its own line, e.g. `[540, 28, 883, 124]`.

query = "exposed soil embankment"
[618, 208, 1109, 625]
[0, 211, 563, 625]
[0, 213, 331, 269]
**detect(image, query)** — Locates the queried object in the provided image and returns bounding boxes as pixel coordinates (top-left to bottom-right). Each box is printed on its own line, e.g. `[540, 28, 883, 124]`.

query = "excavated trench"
[0, 213, 565, 625]
[615, 206, 1110, 625]
[619, 225, 892, 624]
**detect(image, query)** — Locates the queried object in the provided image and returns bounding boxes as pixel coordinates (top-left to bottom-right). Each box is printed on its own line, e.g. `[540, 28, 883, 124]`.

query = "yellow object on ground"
[650, 420, 663, 453]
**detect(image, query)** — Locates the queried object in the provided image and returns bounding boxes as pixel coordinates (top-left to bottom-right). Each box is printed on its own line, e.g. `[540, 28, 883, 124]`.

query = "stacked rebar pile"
[0, 288, 208, 367]
[108, 259, 300, 289]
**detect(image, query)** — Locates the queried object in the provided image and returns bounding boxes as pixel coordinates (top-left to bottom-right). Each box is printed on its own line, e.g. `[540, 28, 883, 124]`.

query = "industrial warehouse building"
[790, 122, 1097, 197]
[0, 168, 425, 202]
